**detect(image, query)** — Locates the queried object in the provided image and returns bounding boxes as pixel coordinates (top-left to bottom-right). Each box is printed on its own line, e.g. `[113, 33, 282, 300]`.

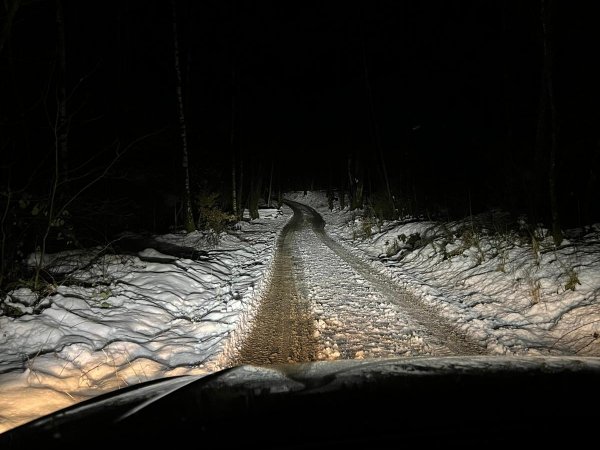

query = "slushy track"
[233, 205, 318, 365]
[236, 200, 486, 366]
[286, 200, 487, 357]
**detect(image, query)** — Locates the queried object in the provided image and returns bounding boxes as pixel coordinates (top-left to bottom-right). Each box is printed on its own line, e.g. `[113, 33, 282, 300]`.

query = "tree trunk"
[230, 1, 237, 218]
[358, 2, 393, 215]
[232, 153, 237, 217]
[267, 160, 273, 208]
[348, 154, 364, 210]
[500, 0, 519, 215]
[238, 154, 244, 219]
[231, 66, 237, 218]
[249, 164, 261, 220]
[541, 0, 562, 245]
[171, 0, 195, 232]
[347, 155, 355, 208]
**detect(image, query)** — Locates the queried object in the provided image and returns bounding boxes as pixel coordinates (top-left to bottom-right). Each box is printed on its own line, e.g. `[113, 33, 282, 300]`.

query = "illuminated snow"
[1, 191, 599, 433]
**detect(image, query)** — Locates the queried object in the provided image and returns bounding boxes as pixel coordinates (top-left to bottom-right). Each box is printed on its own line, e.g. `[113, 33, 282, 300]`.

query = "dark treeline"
[1, 0, 599, 288]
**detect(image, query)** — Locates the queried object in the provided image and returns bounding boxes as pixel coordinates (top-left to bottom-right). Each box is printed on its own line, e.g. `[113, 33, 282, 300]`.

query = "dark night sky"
[1, 0, 599, 235]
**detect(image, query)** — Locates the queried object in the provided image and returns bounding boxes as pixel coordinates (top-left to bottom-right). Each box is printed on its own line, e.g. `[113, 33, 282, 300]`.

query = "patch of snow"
[0, 205, 292, 433]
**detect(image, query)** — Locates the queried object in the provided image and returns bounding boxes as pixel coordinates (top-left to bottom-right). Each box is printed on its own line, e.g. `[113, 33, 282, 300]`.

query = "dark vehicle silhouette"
[1, 356, 599, 449]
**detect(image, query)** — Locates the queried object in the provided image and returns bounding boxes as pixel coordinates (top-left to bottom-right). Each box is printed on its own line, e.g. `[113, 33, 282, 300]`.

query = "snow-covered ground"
[2, 190, 600, 433]
[0, 207, 290, 433]
[286, 190, 600, 357]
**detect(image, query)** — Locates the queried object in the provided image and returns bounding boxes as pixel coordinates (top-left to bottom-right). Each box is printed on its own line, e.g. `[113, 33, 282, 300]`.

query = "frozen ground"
[285, 190, 600, 356]
[0, 208, 289, 433]
[1, 191, 600, 433]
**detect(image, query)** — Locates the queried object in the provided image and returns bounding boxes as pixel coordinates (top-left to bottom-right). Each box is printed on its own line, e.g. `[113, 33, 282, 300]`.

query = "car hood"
[2, 355, 600, 448]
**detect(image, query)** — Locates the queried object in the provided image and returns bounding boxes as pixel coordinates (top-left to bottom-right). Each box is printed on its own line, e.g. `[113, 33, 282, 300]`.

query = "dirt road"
[233, 206, 318, 365]
[235, 200, 486, 365]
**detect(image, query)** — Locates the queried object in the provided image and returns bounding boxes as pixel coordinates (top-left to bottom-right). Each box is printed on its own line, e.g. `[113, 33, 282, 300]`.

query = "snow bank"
[0, 206, 291, 432]
[285, 190, 600, 356]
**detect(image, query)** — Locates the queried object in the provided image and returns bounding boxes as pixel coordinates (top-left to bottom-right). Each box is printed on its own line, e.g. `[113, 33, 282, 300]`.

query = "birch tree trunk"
[171, 0, 195, 232]
[231, 67, 237, 218]
[230, 1, 238, 219]
[232, 153, 237, 217]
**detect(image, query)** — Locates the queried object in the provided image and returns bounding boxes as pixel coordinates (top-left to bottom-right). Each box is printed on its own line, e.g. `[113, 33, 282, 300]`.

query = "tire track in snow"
[285, 200, 487, 357]
[233, 208, 318, 365]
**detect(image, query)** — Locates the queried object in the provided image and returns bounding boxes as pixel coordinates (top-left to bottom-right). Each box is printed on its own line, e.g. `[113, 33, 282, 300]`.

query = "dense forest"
[1, 0, 598, 290]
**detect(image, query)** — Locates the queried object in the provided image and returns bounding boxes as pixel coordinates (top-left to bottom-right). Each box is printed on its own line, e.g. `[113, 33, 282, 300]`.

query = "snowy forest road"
[233, 205, 318, 365]
[235, 200, 487, 366]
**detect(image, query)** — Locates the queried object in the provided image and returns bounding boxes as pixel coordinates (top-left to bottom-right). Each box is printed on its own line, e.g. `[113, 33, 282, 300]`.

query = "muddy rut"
[233, 207, 318, 365]
[235, 200, 486, 366]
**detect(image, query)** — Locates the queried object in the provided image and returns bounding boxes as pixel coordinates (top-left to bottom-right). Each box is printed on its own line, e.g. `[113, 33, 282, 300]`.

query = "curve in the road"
[236, 199, 487, 366]
[285, 199, 487, 356]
